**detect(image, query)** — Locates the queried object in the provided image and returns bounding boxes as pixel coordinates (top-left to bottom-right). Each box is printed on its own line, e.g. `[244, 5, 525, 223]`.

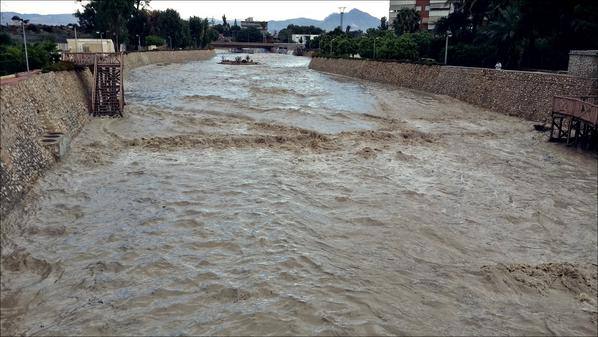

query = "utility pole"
[22, 20, 29, 71]
[339, 7, 346, 30]
[330, 37, 337, 55]
[97, 31, 104, 53]
[444, 30, 452, 65]
[12, 16, 29, 72]
[68, 24, 78, 52]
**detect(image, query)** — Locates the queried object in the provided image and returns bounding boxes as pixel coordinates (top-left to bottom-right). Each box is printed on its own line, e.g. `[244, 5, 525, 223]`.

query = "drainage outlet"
[40, 132, 70, 159]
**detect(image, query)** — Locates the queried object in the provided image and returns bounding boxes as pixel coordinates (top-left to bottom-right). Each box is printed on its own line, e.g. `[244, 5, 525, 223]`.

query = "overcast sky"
[0, 0, 389, 21]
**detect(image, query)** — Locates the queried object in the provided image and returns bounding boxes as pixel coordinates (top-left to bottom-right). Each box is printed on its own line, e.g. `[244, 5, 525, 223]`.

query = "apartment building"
[389, 0, 452, 31]
[240, 17, 268, 34]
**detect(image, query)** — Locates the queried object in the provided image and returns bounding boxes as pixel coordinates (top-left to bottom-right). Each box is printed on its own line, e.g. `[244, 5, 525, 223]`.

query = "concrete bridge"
[209, 41, 302, 51]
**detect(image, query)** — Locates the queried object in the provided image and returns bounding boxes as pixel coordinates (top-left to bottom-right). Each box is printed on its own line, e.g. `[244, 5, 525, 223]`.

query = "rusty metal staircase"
[62, 52, 124, 117]
[91, 53, 124, 117]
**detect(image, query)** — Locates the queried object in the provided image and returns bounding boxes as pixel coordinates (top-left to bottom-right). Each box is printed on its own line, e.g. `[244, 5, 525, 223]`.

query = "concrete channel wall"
[124, 49, 215, 76]
[309, 57, 598, 122]
[0, 49, 215, 218]
[0, 70, 93, 218]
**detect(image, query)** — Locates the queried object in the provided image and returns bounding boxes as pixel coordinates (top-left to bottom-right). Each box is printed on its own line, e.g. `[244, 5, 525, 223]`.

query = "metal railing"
[62, 52, 123, 66]
[552, 96, 598, 126]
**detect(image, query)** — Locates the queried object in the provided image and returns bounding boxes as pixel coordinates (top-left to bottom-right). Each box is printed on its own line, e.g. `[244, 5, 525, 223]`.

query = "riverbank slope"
[0, 49, 215, 218]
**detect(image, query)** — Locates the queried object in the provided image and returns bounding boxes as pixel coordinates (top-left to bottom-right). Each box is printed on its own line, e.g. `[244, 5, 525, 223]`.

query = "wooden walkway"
[550, 96, 598, 149]
[63, 52, 124, 117]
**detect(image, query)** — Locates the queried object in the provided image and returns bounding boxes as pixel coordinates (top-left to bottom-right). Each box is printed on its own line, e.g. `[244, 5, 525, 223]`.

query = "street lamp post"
[97, 31, 104, 52]
[68, 24, 79, 52]
[12, 16, 30, 72]
[74, 25, 78, 52]
[136, 34, 141, 51]
[373, 37, 381, 60]
[330, 38, 334, 55]
[444, 30, 452, 65]
[339, 7, 346, 30]
[330, 37, 340, 56]
[168, 36, 173, 49]
[112, 32, 119, 52]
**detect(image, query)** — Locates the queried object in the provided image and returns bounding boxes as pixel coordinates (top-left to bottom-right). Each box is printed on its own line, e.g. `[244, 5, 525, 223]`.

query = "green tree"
[180, 19, 192, 48]
[0, 39, 59, 75]
[410, 31, 434, 58]
[357, 36, 374, 58]
[310, 35, 322, 50]
[75, 0, 136, 46]
[238, 27, 263, 42]
[200, 18, 212, 48]
[379, 16, 388, 30]
[434, 11, 473, 41]
[0, 32, 12, 45]
[0, 46, 24, 75]
[157, 9, 184, 48]
[127, 9, 150, 48]
[145, 35, 165, 46]
[483, 4, 524, 67]
[189, 16, 202, 48]
[392, 8, 421, 35]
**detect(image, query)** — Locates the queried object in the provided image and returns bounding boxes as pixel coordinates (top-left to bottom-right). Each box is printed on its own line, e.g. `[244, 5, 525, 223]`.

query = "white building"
[389, 0, 452, 31]
[291, 34, 319, 45]
[66, 39, 115, 53]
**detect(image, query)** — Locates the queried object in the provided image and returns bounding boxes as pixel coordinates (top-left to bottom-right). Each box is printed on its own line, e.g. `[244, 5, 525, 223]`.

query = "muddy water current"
[1, 53, 597, 335]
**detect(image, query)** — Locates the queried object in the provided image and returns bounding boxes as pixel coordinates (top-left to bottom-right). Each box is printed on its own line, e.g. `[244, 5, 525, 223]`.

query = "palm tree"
[392, 8, 420, 35]
[485, 4, 525, 67]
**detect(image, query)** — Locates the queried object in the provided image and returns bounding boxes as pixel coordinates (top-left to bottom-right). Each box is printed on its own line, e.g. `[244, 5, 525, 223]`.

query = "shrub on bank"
[0, 36, 60, 75]
[321, 32, 421, 62]
[42, 61, 76, 73]
[145, 35, 166, 47]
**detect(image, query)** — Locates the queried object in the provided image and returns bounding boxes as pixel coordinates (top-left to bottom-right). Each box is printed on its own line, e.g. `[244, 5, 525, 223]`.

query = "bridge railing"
[553, 96, 598, 126]
[209, 41, 300, 49]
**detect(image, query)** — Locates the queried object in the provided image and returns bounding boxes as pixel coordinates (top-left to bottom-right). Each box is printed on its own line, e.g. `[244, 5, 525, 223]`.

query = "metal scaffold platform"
[62, 52, 125, 117]
[549, 96, 598, 149]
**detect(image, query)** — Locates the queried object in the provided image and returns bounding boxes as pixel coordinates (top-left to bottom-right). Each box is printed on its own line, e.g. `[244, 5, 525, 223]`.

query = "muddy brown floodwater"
[1, 53, 597, 336]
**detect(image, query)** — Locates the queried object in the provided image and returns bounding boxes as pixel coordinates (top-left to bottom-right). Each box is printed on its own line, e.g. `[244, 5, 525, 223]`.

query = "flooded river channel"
[2, 53, 597, 335]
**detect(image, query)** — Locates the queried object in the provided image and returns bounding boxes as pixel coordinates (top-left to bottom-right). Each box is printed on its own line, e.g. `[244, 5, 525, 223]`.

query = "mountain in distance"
[0, 12, 78, 26]
[268, 8, 380, 33]
[0, 8, 380, 33]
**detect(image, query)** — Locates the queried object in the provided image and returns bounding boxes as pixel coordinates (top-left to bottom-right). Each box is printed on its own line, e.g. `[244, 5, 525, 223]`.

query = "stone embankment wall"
[1, 49, 215, 218]
[0, 70, 93, 217]
[568, 50, 598, 78]
[124, 49, 215, 76]
[309, 58, 598, 122]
